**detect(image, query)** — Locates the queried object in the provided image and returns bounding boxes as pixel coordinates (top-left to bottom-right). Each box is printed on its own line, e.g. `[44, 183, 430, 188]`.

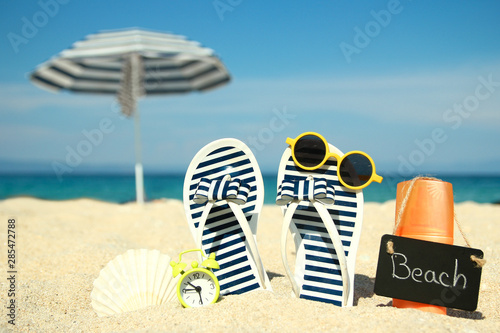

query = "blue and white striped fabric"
[278, 149, 363, 307]
[276, 177, 335, 205]
[184, 139, 270, 295]
[193, 176, 251, 205]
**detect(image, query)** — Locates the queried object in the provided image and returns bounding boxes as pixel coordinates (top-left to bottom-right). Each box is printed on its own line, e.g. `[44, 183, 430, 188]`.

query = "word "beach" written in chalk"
[391, 253, 467, 289]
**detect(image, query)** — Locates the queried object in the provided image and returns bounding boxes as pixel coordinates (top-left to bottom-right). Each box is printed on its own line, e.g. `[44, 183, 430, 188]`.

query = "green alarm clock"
[171, 249, 220, 308]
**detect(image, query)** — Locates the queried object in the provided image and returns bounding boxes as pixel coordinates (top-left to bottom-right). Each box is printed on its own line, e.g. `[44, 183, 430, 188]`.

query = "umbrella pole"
[134, 108, 145, 204]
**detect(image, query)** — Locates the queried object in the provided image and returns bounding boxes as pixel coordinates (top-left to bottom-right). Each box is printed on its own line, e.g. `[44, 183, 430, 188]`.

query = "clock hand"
[186, 280, 204, 295]
[198, 290, 203, 305]
[187, 281, 203, 293]
[188, 281, 203, 305]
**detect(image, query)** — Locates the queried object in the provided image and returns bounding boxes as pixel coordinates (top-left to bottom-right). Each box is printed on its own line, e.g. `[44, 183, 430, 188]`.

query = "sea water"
[1, 174, 500, 204]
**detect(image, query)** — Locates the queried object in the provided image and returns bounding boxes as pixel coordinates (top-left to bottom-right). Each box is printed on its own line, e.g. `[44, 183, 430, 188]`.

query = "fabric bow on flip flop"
[276, 177, 335, 205]
[194, 175, 251, 205]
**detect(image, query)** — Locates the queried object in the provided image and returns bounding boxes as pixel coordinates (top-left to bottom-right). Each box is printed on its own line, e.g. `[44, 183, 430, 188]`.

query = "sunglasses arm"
[372, 174, 383, 183]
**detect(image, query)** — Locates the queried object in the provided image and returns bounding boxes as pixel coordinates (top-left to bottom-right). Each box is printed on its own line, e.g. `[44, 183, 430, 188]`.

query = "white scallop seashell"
[91, 249, 178, 317]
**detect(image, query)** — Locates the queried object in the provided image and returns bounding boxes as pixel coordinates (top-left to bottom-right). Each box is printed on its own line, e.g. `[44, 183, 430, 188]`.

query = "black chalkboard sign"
[374, 234, 484, 311]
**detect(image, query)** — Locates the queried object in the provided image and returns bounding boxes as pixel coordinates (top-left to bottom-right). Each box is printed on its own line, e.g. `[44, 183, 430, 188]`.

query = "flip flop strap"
[280, 201, 350, 306]
[228, 201, 267, 289]
[281, 201, 301, 297]
[312, 201, 350, 306]
[195, 201, 267, 290]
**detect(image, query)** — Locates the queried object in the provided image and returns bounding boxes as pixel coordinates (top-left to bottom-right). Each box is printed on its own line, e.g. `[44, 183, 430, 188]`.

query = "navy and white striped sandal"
[276, 143, 364, 307]
[183, 138, 272, 295]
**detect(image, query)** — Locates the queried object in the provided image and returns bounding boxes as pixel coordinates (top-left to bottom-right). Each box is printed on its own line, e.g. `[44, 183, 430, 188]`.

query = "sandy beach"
[1, 197, 499, 332]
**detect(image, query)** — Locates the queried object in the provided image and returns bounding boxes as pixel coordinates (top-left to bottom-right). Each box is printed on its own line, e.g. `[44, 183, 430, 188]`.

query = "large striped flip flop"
[276, 143, 364, 307]
[183, 138, 272, 295]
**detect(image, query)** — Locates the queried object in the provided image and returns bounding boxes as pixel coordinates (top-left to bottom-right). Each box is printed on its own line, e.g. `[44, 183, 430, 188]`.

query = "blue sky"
[1, 0, 500, 176]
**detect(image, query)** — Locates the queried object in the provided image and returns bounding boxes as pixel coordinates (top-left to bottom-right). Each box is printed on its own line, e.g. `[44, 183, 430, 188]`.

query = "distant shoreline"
[1, 174, 500, 204]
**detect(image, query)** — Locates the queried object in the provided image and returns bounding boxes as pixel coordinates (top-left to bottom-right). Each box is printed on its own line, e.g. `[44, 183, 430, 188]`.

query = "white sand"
[0, 198, 499, 332]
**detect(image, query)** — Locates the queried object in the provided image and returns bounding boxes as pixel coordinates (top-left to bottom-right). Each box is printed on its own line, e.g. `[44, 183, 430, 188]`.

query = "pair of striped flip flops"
[183, 135, 380, 305]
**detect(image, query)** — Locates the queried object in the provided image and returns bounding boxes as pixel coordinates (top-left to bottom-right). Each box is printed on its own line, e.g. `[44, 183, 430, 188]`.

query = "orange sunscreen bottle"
[393, 178, 454, 315]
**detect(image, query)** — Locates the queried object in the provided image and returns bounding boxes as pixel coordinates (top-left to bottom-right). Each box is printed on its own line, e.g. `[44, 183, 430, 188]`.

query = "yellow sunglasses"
[286, 132, 383, 190]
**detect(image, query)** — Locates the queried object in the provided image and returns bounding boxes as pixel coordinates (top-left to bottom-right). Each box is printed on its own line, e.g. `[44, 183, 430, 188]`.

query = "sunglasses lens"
[294, 135, 327, 168]
[339, 153, 373, 188]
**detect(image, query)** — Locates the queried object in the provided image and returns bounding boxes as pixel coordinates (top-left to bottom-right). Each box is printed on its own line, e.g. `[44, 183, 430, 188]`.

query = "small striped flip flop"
[276, 143, 364, 307]
[183, 138, 272, 295]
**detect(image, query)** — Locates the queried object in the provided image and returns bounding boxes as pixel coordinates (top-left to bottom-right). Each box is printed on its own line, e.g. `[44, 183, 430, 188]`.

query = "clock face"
[178, 268, 220, 308]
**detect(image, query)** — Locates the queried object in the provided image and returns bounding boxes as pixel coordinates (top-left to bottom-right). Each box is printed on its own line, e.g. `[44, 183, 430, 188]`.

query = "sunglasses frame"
[286, 132, 383, 190]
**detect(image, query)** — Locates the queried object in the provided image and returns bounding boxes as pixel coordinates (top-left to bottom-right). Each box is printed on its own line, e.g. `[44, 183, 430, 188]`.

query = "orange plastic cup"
[393, 178, 454, 315]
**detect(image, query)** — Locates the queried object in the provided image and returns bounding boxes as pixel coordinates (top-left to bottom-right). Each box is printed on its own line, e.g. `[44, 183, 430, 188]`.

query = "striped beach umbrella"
[30, 28, 231, 203]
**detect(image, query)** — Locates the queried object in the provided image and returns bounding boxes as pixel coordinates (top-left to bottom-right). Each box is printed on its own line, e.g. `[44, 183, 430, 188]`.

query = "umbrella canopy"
[30, 28, 231, 203]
